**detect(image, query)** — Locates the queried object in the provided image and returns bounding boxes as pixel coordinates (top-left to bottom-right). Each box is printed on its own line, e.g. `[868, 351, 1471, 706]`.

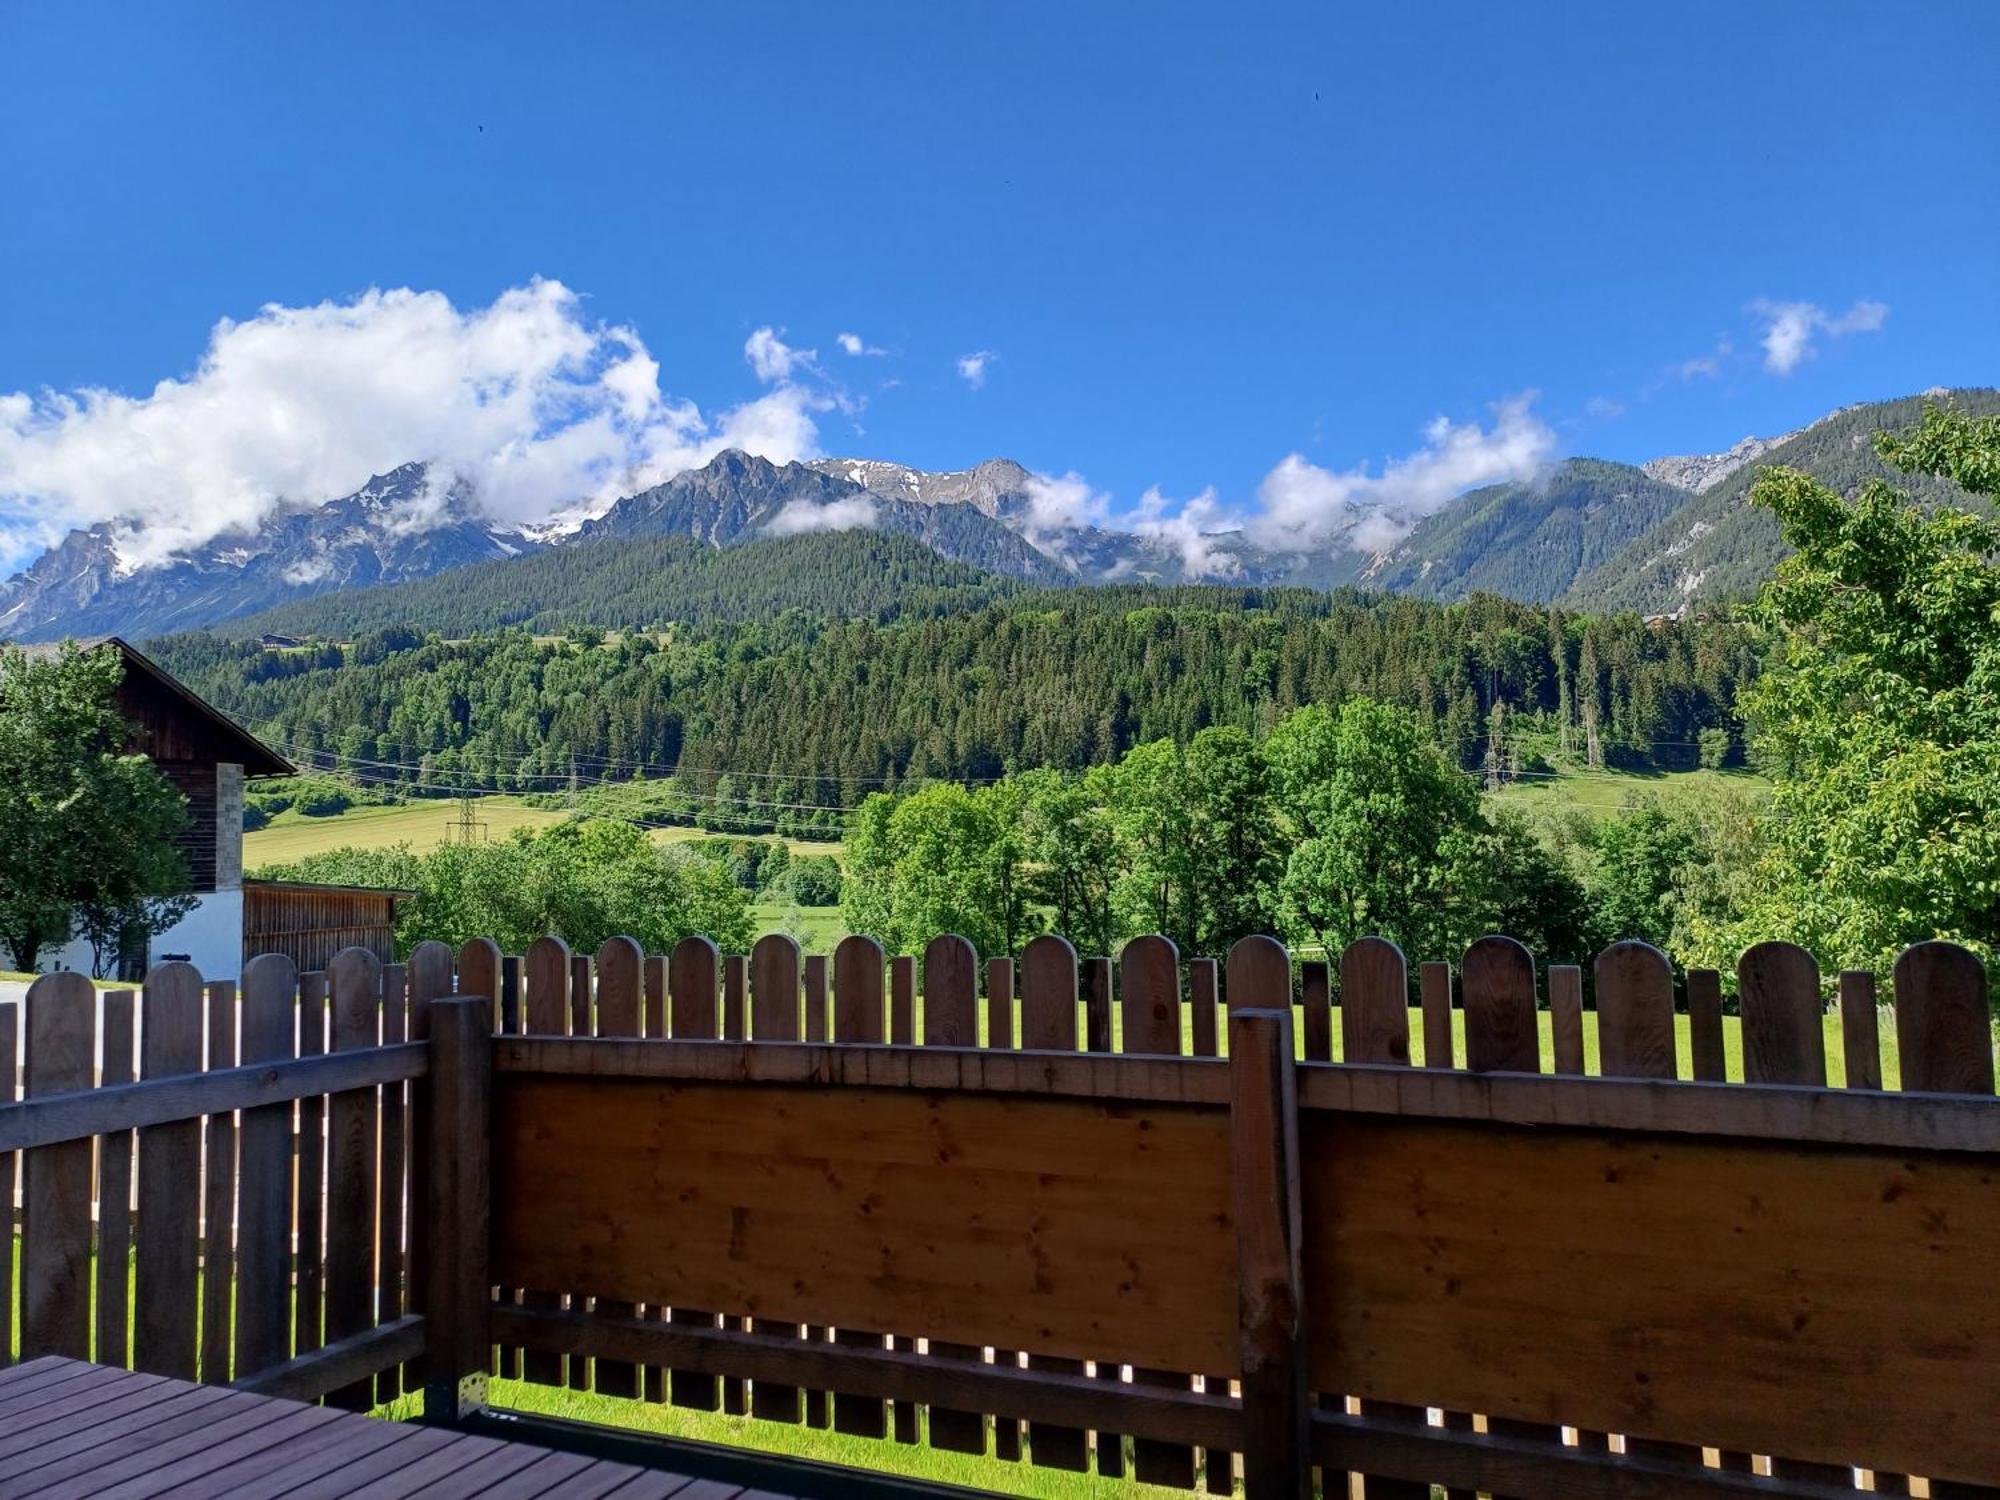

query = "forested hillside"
[1310, 458, 1694, 604]
[220, 528, 1020, 639]
[152, 588, 1755, 838]
[1565, 388, 2000, 612]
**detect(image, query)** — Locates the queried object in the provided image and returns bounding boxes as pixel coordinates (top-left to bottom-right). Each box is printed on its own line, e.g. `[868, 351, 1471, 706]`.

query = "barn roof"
[20, 636, 294, 778]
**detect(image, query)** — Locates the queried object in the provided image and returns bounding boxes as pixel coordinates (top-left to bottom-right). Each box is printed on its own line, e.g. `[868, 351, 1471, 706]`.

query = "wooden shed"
[241, 878, 412, 970]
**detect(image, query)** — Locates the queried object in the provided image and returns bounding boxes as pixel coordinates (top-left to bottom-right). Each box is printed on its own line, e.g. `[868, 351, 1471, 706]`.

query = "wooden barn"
[12, 637, 405, 979]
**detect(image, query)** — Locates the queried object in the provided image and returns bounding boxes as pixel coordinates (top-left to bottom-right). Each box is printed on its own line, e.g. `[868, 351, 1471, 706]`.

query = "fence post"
[424, 995, 492, 1421]
[1229, 1005, 1310, 1500]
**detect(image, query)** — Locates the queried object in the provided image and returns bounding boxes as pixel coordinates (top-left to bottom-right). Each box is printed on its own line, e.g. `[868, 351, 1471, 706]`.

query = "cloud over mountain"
[0, 281, 831, 571]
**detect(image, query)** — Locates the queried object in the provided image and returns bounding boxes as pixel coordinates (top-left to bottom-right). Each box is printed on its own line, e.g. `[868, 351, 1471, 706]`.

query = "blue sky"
[2, 1, 1995, 571]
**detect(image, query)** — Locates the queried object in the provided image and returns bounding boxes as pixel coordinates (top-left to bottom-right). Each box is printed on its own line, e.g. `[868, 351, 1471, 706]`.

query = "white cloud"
[1751, 298, 1889, 375]
[0, 282, 834, 571]
[836, 331, 887, 357]
[1128, 485, 1242, 577]
[763, 493, 879, 537]
[744, 325, 817, 384]
[1249, 393, 1557, 554]
[1584, 396, 1626, 420]
[956, 350, 996, 389]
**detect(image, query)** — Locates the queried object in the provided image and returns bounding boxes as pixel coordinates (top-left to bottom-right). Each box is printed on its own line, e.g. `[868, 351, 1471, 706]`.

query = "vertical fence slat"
[134, 962, 204, 1379]
[1229, 1005, 1310, 1500]
[0, 1000, 14, 1368]
[1189, 958, 1220, 1061]
[1217, 937, 1292, 1495]
[325, 948, 381, 1408]
[1338, 938, 1426, 1500]
[21, 972, 95, 1362]
[1739, 941, 1826, 1086]
[1083, 955, 1114, 1057]
[1594, 942, 1700, 1468]
[917, 935, 986, 1458]
[1686, 967, 1727, 1082]
[801, 947, 830, 1429]
[234, 954, 297, 1382]
[1894, 941, 1993, 1096]
[1738, 941, 1850, 1485]
[1115, 936, 1196, 1489]
[1080, 950, 1123, 1475]
[404, 938, 452, 1395]
[717, 950, 750, 1418]
[564, 942, 598, 1394]
[199, 979, 237, 1384]
[95, 990, 135, 1370]
[890, 954, 915, 1048]
[590, 937, 645, 1401]
[1891, 941, 1991, 1500]
[1459, 936, 1555, 1495]
[518, 936, 571, 1389]
[376, 960, 408, 1400]
[748, 935, 805, 1426]
[1018, 934, 1088, 1471]
[667, 935, 721, 1412]
[1838, 971, 1883, 1092]
[1299, 959, 1332, 1064]
[1420, 960, 1454, 1070]
[1548, 964, 1585, 1077]
[829, 934, 889, 1441]
[1595, 941, 1676, 1082]
[985, 951, 1020, 1461]
[985, 956, 1014, 1051]
[293, 967, 328, 1365]
[639, 948, 667, 1404]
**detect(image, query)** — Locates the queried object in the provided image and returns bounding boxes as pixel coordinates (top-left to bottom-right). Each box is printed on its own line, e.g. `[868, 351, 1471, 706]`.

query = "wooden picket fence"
[2, 929, 1997, 1498]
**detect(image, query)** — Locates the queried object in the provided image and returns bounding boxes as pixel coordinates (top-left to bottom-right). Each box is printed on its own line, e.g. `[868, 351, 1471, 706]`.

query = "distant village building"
[11, 638, 405, 980]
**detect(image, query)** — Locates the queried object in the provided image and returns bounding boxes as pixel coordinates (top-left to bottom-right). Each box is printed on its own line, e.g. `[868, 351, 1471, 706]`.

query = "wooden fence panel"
[324, 949, 382, 1407]
[985, 952, 1020, 1460]
[404, 937, 453, 1392]
[1686, 967, 1728, 1082]
[1082, 950, 1124, 1476]
[748, 934, 805, 1426]
[667, 935, 721, 1412]
[564, 950, 596, 1395]
[802, 947, 832, 1427]
[890, 954, 915, 1048]
[593, 936, 646, 1401]
[135, 961, 204, 1379]
[1548, 964, 1585, 1077]
[1300, 959, 1332, 1064]
[1017, 934, 1088, 1471]
[95, 988, 135, 1370]
[198, 980, 237, 1384]
[234, 953, 297, 1380]
[830, 935, 889, 1441]
[1419, 961, 1454, 1071]
[1739, 941, 1826, 1086]
[21, 971, 95, 1362]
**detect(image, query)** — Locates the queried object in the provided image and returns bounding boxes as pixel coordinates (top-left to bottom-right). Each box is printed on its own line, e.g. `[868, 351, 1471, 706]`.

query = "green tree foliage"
[781, 854, 843, 907]
[1265, 700, 1485, 959]
[263, 819, 752, 956]
[843, 699, 1594, 963]
[1721, 403, 2000, 972]
[0, 643, 195, 973]
[151, 588, 1750, 839]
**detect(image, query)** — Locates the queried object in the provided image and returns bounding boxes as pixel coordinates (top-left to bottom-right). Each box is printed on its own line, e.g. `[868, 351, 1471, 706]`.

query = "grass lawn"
[1487, 765, 1770, 823]
[245, 795, 844, 868]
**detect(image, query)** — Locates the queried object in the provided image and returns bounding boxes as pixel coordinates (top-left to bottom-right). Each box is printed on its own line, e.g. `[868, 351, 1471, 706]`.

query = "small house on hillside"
[12, 638, 405, 980]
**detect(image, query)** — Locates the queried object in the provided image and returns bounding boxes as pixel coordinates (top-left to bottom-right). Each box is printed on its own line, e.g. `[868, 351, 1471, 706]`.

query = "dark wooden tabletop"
[0, 1356, 763, 1499]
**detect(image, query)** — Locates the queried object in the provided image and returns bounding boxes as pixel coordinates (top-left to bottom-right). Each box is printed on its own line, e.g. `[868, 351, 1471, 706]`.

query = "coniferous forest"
[152, 586, 1753, 840]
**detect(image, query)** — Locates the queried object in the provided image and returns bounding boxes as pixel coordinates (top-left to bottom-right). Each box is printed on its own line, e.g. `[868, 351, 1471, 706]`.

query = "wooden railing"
[3, 929, 1997, 1498]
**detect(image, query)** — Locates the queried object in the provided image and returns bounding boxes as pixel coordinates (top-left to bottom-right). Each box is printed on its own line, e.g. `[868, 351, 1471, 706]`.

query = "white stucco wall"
[3, 889, 245, 983]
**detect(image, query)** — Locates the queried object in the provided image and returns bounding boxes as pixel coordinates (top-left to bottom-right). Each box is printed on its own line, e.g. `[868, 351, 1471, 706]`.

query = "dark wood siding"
[155, 761, 217, 893]
[243, 883, 403, 970]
